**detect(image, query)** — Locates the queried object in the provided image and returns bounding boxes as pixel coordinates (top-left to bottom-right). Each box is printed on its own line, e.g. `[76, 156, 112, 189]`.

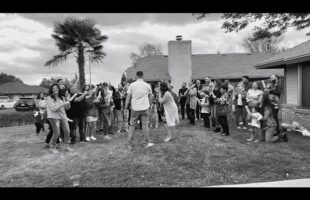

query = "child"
[217, 85, 230, 136]
[34, 107, 43, 134]
[198, 90, 211, 130]
[233, 83, 248, 130]
[246, 106, 263, 142]
[85, 85, 99, 142]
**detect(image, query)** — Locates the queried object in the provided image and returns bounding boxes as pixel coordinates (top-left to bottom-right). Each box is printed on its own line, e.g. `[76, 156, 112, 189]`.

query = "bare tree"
[129, 42, 163, 65]
[240, 35, 287, 54]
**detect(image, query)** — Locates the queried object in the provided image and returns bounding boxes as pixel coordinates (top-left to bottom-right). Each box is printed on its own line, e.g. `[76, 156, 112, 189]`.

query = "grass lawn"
[1, 117, 310, 187]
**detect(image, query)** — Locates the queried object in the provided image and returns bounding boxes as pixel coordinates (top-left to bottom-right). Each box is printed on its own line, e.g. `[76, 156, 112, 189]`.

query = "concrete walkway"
[209, 178, 310, 187]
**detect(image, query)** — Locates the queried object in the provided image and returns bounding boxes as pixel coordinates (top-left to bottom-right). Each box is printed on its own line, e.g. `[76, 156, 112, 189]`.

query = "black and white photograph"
[0, 12, 310, 187]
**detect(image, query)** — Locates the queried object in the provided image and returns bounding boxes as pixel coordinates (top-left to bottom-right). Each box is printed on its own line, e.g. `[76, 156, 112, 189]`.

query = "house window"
[302, 64, 310, 108]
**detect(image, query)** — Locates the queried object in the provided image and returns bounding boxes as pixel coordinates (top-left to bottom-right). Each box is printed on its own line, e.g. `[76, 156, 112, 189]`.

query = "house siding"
[285, 65, 298, 105]
[282, 104, 310, 130]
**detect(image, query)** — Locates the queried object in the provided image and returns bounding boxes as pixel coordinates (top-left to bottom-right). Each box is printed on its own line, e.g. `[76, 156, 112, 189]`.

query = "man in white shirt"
[124, 71, 154, 149]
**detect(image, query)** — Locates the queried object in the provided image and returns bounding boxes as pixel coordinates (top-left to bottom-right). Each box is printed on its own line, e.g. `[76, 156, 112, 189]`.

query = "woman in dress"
[158, 82, 179, 142]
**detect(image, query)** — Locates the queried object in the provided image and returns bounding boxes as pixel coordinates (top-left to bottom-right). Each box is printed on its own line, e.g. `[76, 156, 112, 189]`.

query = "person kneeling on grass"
[217, 85, 230, 136]
[158, 82, 180, 142]
[46, 84, 74, 153]
[259, 93, 288, 143]
[246, 106, 263, 142]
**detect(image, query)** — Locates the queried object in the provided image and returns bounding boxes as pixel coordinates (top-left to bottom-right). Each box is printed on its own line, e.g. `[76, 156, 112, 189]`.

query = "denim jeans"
[99, 107, 111, 135]
[235, 105, 247, 127]
[48, 118, 70, 147]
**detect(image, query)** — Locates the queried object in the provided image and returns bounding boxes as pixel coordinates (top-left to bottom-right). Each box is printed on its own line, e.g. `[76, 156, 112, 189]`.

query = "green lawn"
[0, 118, 310, 187]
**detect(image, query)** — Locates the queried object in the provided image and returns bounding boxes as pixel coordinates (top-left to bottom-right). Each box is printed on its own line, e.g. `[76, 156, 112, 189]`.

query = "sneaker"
[90, 136, 97, 141]
[145, 143, 154, 148]
[86, 137, 90, 142]
[124, 129, 129, 133]
[127, 144, 132, 150]
[104, 135, 112, 140]
[164, 137, 172, 142]
[246, 138, 253, 142]
[221, 133, 226, 136]
[150, 124, 153, 128]
[243, 127, 247, 130]
[237, 126, 241, 129]
[254, 139, 260, 143]
[117, 130, 121, 134]
[59, 138, 63, 142]
[44, 143, 50, 149]
[155, 125, 158, 128]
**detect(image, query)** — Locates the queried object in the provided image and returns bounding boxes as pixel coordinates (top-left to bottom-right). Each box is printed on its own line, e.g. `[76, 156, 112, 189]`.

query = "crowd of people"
[33, 71, 288, 153]
[178, 74, 288, 142]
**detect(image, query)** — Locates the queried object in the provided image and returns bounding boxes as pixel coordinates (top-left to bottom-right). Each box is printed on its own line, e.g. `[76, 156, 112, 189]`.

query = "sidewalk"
[209, 178, 310, 187]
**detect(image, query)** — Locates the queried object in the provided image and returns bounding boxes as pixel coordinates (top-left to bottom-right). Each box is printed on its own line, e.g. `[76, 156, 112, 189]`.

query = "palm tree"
[45, 17, 108, 89]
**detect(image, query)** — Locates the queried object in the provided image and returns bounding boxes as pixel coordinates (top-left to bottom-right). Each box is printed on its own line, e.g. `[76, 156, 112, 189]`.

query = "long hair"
[159, 82, 169, 95]
[49, 84, 61, 102]
[36, 92, 44, 100]
[261, 93, 273, 116]
[214, 79, 222, 89]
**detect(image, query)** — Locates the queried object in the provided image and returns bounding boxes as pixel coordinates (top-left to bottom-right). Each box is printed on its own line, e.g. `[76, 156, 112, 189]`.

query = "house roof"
[254, 39, 310, 69]
[125, 53, 284, 81]
[125, 55, 170, 81]
[0, 82, 48, 95]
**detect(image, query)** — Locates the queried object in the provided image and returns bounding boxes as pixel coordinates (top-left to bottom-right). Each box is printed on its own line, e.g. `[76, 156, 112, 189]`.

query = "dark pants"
[180, 100, 186, 120]
[218, 115, 229, 135]
[272, 106, 280, 133]
[45, 120, 60, 144]
[35, 122, 42, 134]
[196, 103, 201, 120]
[201, 113, 211, 128]
[186, 104, 195, 125]
[70, 115, 86, 143]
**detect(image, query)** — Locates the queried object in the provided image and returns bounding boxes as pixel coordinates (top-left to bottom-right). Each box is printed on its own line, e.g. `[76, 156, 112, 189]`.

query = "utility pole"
[89, 54, 92, 86]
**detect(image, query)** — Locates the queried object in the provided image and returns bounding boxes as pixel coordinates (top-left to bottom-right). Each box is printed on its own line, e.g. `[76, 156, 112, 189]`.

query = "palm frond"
[44, 51, 72, 67]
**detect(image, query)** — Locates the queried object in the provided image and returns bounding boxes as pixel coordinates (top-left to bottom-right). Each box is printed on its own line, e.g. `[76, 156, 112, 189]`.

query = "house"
[0, 82, 48, 101]
[254, 39, 310, 130]
[125, 36, 284, 93]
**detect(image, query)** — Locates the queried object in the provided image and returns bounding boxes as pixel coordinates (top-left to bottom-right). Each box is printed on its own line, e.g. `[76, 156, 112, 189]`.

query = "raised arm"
[47, 97, 69, 112]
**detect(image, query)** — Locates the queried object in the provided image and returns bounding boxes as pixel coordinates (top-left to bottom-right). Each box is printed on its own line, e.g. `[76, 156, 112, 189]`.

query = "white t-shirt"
[251, 112, 263, 128]
[127, 79, 151, 111]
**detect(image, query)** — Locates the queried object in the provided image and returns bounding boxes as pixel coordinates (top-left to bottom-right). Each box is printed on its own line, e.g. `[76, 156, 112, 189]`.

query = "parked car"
[0, 96, 17, 109]
[15, 97, 36, 111]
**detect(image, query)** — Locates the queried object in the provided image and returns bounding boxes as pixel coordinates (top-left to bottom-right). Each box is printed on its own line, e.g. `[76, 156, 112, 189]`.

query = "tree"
[0, 73, 23, 84]
[120, 72, 126, 86]
[45, 17, 108, 89]
[129, 42, 163, 65]
[240, 34, 287, 54]
[39, 77, 70, 89]
[194, 13, 310, 40]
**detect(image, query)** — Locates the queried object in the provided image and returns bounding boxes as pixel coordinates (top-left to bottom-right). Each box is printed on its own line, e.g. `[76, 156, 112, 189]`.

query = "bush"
[0, 110, 35, 127]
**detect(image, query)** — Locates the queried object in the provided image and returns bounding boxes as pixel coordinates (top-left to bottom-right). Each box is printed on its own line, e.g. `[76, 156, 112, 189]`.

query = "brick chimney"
[168, 35, 192, 93]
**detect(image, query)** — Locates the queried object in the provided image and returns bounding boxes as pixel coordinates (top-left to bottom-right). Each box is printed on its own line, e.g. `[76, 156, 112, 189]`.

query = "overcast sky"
[0, 13, 309, 86]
